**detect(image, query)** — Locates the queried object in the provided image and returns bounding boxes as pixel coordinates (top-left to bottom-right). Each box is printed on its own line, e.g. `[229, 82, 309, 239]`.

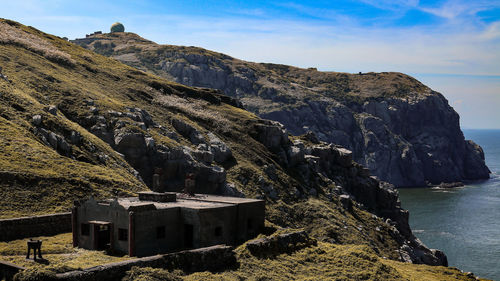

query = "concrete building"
[72, 192, 264, 257]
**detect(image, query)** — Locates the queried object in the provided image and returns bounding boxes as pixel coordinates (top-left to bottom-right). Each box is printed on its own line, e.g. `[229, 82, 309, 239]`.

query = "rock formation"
[73, 33, 490, 187]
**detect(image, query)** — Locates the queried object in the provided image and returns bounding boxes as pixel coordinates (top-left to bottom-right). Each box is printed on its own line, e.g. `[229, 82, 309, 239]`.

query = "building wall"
[133, 208, 181, 257]
[234, 201, 266, 243]
[76, 199, 130, 254]
[74, 196, 265, 257]
[197, 206, 238, 247]
[180, 208, 201, 249]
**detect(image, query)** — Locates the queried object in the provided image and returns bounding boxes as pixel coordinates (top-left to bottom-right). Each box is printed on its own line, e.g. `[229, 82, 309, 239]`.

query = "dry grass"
[122, 241, 481, 281]
[0, 233, 131, 273]
[0, 21, 75, 66]
[154, 93, 233, 133]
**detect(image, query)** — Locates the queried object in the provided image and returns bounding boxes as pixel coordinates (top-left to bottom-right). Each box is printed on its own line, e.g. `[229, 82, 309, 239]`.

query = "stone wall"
[56, 245, 236, 281]
[0, 261, 24, 281]
[0, 213, 71, 241]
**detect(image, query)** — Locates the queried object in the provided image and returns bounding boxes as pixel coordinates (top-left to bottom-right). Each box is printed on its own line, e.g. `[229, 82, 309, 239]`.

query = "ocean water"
[398, 129, 500, 281]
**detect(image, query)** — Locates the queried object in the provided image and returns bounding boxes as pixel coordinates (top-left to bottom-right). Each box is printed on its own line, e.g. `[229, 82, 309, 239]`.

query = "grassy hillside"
[74, 32, 432, 106]
[0, 19, 485, 280]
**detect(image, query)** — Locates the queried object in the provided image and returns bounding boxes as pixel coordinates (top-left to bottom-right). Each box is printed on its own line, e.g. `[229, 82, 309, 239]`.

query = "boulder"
[172, 118, 205, 144]
[144, 137, 155, 151]
[32, 115, 42, 126]
[58, 137, 71, 154]
[253, 121, 289, 149]
[47, 105, 57, 115]
[70, 131, 82, 145]
[207, 132, 232, 163]
[48, 132, 58, 149]
[246, 231, 317, 257]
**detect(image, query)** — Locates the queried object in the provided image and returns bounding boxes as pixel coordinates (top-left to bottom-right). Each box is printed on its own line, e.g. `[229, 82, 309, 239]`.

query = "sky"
[1, 0, 499, 129]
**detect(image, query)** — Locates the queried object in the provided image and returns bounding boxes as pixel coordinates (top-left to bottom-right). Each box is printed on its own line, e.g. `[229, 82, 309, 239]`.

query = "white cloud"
[418, 0, 500, 19]
[358, 0, 420, 11]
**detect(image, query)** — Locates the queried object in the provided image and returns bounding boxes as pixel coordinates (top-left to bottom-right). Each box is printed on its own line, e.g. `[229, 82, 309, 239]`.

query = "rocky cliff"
[73, 32, 490, 187]
[0, 18, 452, 274]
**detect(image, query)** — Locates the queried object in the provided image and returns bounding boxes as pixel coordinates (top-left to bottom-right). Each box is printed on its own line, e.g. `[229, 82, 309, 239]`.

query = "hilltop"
[73, 32, 490, 187]
[0, 19, 482, 280]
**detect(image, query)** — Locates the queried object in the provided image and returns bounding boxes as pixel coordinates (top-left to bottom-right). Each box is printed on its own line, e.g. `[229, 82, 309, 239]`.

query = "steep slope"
[73, 32, 490, 187]
[0, 18, 458, 279]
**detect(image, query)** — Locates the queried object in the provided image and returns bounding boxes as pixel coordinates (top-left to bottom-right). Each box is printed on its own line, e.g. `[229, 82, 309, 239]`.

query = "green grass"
[0, 233, 131, 273]
[2, 233, 484, 280]
[121, 241, 483, 281]
[0, 19, 480, 281]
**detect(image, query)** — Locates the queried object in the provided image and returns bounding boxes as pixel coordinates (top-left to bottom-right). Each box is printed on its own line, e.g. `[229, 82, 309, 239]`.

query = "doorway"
[184, 224, 193, 248]
[91, 222, 111, 250]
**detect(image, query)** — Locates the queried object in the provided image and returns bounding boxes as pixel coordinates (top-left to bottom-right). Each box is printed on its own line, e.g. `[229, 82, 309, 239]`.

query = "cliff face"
[0, 19, 448, 269]
[73, 33, 490, 187]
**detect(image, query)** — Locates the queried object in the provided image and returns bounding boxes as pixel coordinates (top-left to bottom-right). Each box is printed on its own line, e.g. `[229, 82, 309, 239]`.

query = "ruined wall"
[134, 208, 181, 257]
[0, 261, 24, 281]
[234, 201, 265, 243]
[76, 199, 130, 253]
[0, 213, 71, 241]
[56, 245, 236, 281]
[198, 205, 237, 247]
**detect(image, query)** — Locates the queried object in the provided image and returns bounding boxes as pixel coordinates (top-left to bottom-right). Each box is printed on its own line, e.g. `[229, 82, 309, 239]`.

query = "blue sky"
[1, 0, 500, 128]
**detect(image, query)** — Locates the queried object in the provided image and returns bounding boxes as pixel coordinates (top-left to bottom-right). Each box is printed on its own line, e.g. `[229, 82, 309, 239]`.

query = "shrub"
[13, 268, 57, 281]
[123, 267, 182, 281]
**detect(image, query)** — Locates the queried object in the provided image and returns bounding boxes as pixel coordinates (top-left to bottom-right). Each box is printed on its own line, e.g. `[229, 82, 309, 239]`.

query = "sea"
[398, 129, 500, 281]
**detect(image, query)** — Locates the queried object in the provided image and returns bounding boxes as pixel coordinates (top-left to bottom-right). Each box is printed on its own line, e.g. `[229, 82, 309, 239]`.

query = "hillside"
[73, 32, 490, 187]
[0, 19, 482, 280]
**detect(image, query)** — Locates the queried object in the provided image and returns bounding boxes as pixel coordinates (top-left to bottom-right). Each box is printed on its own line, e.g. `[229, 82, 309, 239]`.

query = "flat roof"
[179, 193, 264, 204]
[115, 197, 235, 211]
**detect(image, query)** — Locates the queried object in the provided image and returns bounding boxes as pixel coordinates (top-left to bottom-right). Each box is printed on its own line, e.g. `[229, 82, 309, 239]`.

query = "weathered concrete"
[0, 260, 25, 281]
[56, 245, 235, 281]
[0, 213, 71, 241]
[75, 193, 264, 257]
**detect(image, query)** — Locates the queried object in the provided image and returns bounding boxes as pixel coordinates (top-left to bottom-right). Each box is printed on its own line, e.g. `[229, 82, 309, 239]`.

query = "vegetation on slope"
[0, 19, 481, 280]
[0, 233, 131, 272]
[75, 32, 432, 107]
[123, 241, 481, 281]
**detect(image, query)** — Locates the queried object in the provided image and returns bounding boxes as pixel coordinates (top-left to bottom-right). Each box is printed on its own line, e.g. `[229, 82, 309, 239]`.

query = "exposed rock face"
[74, 34, 490, 187]
[249, 120, 446, 265]
[246, 230, 317, 257]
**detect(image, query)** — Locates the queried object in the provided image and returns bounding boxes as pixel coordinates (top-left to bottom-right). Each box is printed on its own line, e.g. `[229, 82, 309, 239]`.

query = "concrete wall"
[56, 245, 236, 281]
[76, 199, 130, 254]
[0, 261, 24, 281]
[180, 208, 202, 249]
[198, 205, 237, 247]
[234, 201, 265, 243]
[134, 208, 181, 257]
[0, 213, 71, 242]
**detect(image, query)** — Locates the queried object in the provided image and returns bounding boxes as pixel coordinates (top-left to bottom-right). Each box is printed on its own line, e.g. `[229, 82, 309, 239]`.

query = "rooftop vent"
[138, 192, 176, 203]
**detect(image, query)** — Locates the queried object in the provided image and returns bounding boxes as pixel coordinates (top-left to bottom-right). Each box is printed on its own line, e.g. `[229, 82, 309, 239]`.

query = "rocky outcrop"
[77, 102, 233, 194]
[250, 120, 447, 265]
[75, 34, 490, 187]
[246, 230, 317, 257]
[261, 94, 490, 187]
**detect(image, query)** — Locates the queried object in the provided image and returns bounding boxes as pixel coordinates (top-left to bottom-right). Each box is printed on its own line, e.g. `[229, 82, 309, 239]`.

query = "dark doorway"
[184, 224, 193, 248]
[96, 224, 110, 250]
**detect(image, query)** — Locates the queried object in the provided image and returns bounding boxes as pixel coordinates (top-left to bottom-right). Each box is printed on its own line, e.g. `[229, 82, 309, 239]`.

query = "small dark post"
[26, 239, 43, 261]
